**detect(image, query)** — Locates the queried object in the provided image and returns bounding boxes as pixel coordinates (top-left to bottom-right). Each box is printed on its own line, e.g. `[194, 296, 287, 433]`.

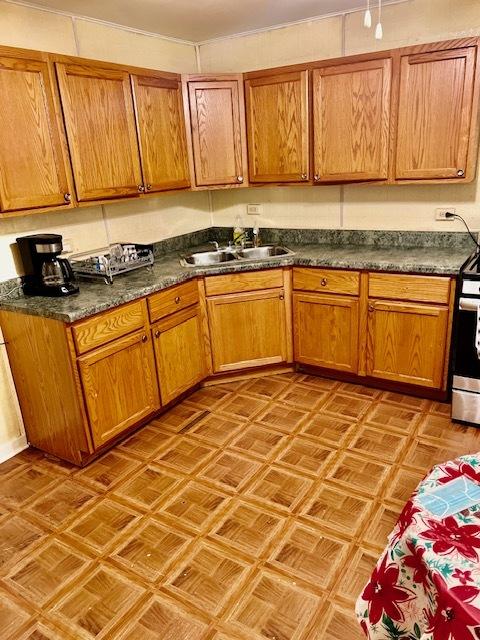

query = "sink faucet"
[209, 241, 220, 251]
[252, 221, 260, 248]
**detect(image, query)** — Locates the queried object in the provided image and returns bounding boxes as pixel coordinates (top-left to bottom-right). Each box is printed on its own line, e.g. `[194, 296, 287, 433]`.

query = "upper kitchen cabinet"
[184, 74, 248, 188]
[312, 57, 391, 183]
[56, 61, 143, 202]
[395, 40, 480, 182]
[132, 73, 190, 193]
[244, 69, 309, 183]
[0, 52, 72, 213]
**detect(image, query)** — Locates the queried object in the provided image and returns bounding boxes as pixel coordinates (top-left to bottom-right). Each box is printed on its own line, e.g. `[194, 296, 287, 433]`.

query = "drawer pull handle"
[321, 278, 328, 286]
[141, 335, 148, 343]
[175, 296, 181, 304]
[368, 303, 375, 312]
[154, 330, 160, 338]
[279, 293, 284, 300]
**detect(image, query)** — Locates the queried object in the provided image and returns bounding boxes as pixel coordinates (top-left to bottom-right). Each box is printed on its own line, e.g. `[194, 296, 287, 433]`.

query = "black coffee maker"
[16, 234, 79, 297]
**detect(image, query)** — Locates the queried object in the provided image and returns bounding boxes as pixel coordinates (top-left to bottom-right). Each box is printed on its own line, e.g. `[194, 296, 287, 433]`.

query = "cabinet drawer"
[73, 300, 146, 355]
[148, 280, 199, 322]
[293, 267, 360, 296]
[368, 273, 451, 304]
[205, 269, 284, 296]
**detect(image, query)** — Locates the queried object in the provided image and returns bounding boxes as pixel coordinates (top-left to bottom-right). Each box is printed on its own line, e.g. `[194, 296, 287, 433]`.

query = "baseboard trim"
[0, 433, 28, 463]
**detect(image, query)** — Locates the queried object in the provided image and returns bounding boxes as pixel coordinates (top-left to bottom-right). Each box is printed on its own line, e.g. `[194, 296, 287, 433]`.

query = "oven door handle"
[459, 297, 480, 311]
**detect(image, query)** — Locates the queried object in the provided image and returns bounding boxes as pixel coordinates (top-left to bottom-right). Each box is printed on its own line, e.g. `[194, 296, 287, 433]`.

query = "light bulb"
[375, 21, 383, 39]
[364, 9, 372, 28]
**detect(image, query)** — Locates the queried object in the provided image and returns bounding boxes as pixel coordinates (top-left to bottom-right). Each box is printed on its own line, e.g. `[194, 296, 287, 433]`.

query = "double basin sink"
[181, 245, 294, 267]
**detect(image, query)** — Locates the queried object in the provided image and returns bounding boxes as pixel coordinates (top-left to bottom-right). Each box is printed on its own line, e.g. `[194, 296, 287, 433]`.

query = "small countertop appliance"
[16, 233, 79, 297]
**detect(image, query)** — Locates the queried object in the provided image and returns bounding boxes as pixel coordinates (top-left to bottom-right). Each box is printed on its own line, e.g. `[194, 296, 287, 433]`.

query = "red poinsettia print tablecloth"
[356, 454, 480, 640]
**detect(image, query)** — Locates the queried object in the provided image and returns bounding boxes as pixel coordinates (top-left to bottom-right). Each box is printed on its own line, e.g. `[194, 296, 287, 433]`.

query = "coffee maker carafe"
[16, 234, 79, 297]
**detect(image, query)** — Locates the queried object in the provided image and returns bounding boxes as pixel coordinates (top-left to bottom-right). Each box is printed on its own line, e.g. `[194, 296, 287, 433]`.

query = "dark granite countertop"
[0, 237, 471, 323]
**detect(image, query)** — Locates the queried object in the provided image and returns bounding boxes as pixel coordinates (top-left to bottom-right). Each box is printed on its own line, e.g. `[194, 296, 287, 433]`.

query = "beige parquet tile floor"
[2, 373, 480, 639]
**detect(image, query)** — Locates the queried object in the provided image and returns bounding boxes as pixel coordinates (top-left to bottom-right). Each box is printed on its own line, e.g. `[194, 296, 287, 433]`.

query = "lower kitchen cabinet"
[366, 299, 449, 388]
[293, 292, 359, 373]
[152, 305, 206, 404]
[78, 329, 160, 448]
[207, 288, 289, 372]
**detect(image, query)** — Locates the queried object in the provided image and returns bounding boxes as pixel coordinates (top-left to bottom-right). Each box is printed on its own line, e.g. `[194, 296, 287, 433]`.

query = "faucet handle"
[209, 241, 220, 251]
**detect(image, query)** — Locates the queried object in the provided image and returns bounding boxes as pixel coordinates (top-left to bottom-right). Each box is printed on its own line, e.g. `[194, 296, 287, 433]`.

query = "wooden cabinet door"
[293, 293, 359, 373]
[0, 57, 70, 212]
[79, 330, 160, 448]
[132, 73, 190, 192]
[395, 46, 477, 180]
[187, 77, 246, 187]
[313, 59, 391, 182]
[366, 300, 449, 388]
[56, 62, 142, 201]
[152, 305, 206, 405]
[207, 288, 288, 372]
[245, 70, 309, 183]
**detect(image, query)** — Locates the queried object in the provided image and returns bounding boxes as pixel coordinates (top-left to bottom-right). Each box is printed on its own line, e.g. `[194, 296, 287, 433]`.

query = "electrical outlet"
[435, 207, 456, 221]
[247, 203, 262, 216]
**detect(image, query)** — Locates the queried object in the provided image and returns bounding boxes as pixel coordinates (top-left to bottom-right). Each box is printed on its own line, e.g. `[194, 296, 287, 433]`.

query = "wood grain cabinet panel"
[366, 300, 449, 388]
[294, 292, 359, 373]
[56, 62, 142, 201]
[152, 305, 205, 405]
[207, 288, 289, 372]
[312, 58, 391, 182]
[368, 273, 451, 304]
[395, 46, 477, 181]
[186, 77, 247, 186]
[245, 70, 309, 183]
[148, 280, 199, 323]
[73, 300, 146, 355]
[132, 73, 190, 192]
[79, 330, 160, 448]
[0, 56, 70, 212]
[293, 268, 360, 296]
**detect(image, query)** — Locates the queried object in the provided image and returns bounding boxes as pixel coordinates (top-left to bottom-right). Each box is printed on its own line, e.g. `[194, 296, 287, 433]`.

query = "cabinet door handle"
[301, 173, 308, 180]
[279, 293, 284, 300]
[457, 169, 465, 177]
[368, 303, 375, 312]
[64, 193, 72, 203]
[138, 185, 145, 193]
[321, 278, 328, 286]
[314, 174, 320, 182]
[175, 296, 181, 304]
[141, 334, 148, 343]
[154, 330, 160, 338]
[146, 184, 152, 191]
[236, 175, 244, 183]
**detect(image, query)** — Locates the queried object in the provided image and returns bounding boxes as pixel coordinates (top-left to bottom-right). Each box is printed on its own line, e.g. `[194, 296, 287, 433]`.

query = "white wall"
[203, 0, 480, 233]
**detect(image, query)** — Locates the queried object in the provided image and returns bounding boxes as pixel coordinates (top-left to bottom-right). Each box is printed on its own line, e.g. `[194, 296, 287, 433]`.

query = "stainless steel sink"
[180, 245, 294, 267]
[237, 245, 291, 259]
[181, 250, 237, 266]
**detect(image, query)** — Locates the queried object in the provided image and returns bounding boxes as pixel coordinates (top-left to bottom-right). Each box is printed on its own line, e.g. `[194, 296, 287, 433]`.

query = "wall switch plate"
[247, 204, 262, 216]
[435, 207, 456, 221]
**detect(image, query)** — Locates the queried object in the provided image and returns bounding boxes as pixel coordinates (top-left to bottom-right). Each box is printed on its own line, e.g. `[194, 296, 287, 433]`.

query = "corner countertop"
[0, 241, 470, 323]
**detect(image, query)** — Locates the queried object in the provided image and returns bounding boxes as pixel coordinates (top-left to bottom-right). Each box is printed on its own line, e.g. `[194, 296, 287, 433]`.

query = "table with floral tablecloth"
[356, 453, 480, 640]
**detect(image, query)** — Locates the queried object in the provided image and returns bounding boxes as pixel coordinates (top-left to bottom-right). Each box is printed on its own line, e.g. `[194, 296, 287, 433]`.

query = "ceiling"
[23, 0, 403, 42]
